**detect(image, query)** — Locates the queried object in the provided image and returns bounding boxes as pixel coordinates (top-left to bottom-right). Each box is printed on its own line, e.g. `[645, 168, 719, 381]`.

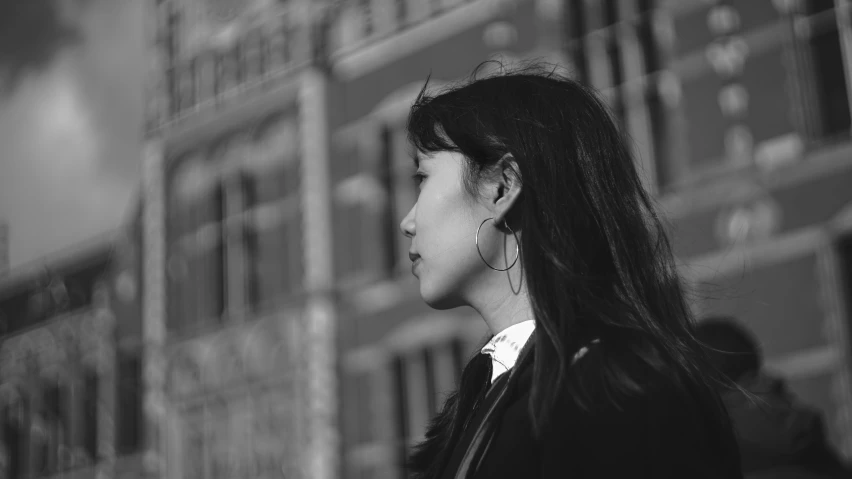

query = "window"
[740, 40, 796, 147]
[217, 48, 241, 94]
[567, 1, 672, 191]
[331, 129, 386, 282]
[359, 0, 374, 37]
[379, 125, 399, 276]
[265, 15, 291, 73]
[195, 53, 217, 105]
[116, 353, 142, 455]
[395, 0, 408, 25]
[243, 31, 264, 83]
[392, 339, 465, 474]
[603, 0, 626, 126]
[243, 116, 303, 312]
[42, 383, 63, 474]
[163, 3, 180, 115]
[681, 71, 728, 171]
[182, 413, 205, 479]
[794, 0, 851, 141]
[0, 293, 28, 335]
[167, 153, 226, 332]
[3, 398, 25, 479]
[176, 62, 195, 113]
[244, 210, 303, 309]
[82, 370, 99, 462]
[839, 234, 852, 352]
[565, 0, 589, 83]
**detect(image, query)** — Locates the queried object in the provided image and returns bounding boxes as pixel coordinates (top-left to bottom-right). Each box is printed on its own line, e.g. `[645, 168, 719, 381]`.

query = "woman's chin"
[419, 284, 465, 310]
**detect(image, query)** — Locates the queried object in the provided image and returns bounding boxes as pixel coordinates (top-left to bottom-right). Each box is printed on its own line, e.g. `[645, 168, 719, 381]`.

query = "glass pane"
[177, 64, 195, 112]
[218, 49, 240, 93]
[249, 116, 300, 203]
[197, 236, 225, 323]
[267, 18, 290, 72]
[83, 371, 99, 461]
[808, 16, 851, 138]
[636, 9, 659, 73]
[116, 354, 141, 454]
[333, 201, 366, 278]
[196, 53, 216, 104]
[735, 0, 783, 33]
[243, 31, 264, 83]
[741, 43, 796, 145]
[681, 72, 727, 170]
[169, 154, 221, 237]
[839, 235, 852, 353]
[251, 221, 292, 308]
[672, 4, 715, 57]
[331, 134, 363, 184]
[403, 352, 429, 444]
[646, 88, 671, 188]
[430, 343, 458, 413]
[357, 373, 375, 444]
[804, 0, 836, 15]
[184, 418, 205, 479]
[340, 373, 361, 451]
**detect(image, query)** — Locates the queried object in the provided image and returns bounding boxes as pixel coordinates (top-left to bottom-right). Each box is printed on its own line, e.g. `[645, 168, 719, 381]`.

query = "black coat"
[436, 344, 744, 479]
[722, 372, 852, 479]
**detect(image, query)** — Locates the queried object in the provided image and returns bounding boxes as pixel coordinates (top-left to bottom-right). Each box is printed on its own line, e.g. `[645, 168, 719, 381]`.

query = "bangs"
[406, 88, 461, 156]
[406, 79, 508, 167]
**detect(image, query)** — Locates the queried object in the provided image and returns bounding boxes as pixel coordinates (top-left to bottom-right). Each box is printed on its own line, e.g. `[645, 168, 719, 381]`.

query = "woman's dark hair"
[405, 62, 729, 478]
[695, 316, 762, 381]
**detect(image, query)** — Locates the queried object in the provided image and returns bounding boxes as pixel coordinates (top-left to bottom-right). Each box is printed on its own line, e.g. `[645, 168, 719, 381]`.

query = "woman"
[398, 63, 743, 479]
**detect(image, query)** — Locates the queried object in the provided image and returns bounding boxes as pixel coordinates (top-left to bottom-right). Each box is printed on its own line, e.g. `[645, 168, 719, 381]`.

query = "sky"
[0, 0, 146, 268]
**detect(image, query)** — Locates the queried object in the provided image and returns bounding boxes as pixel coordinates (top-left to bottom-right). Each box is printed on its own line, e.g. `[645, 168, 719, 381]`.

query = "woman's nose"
[400, 203, 416, 238]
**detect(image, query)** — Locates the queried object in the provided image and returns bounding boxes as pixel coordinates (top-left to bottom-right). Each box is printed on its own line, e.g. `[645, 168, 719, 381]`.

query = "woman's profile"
[398, 62, 743, 479]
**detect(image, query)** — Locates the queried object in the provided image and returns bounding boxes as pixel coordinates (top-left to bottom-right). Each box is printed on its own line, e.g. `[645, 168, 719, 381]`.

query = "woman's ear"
[491, 154, 522, 225]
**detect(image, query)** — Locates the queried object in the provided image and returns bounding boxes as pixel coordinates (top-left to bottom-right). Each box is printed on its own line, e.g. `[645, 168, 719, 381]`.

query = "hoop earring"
[475, 217, 520, 272]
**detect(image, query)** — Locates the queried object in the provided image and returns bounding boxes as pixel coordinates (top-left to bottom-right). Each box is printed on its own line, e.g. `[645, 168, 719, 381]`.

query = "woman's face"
[400, 150, 490, 309]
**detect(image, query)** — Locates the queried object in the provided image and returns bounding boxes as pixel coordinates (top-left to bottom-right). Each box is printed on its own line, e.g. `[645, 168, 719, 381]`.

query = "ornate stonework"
[164, 315, 297, 479]
[0, 309, 116, 383]
[164, 317, 291, 398]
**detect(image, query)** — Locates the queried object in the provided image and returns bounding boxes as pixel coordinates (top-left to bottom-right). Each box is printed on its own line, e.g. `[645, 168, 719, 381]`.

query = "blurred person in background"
[696, 316, 852, 479]
[398, 62, 743, 479]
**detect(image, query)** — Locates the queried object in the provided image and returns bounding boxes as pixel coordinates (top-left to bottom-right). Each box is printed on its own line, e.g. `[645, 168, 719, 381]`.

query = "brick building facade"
[136, 1, 852, 478]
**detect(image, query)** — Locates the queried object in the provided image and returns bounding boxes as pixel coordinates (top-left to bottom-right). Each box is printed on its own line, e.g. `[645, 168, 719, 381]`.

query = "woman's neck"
[474, 288, 534, 335]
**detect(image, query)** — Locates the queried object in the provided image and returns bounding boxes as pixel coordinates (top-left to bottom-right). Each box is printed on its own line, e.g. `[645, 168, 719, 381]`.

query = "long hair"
[405, 62, 730, 478]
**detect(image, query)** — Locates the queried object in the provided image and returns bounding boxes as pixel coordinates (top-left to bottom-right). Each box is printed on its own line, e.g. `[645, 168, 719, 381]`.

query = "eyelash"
[412, 172, 426, 186]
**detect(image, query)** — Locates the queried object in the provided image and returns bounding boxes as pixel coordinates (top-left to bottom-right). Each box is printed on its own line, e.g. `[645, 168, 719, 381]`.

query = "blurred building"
[0, 223, 145, 479]
[138, 1, 334, 479]
[138, 0, 852, 479]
